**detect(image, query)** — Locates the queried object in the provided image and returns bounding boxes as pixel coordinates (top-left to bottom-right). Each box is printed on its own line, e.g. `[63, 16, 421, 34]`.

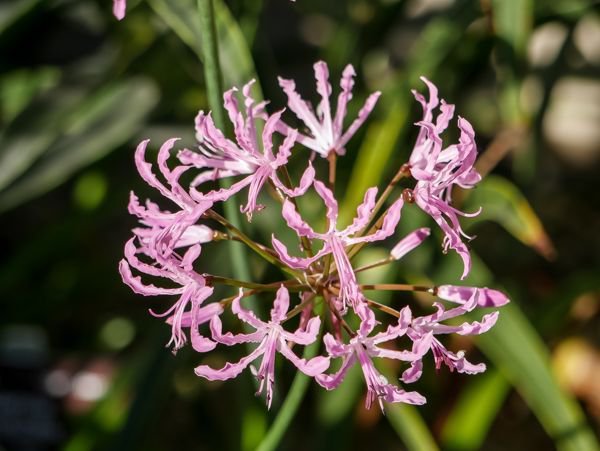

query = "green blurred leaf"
[440, 369, 510, 450]
[148, 0, 261, 94]
[479, 302, 599, 451]
[385, 402, 440, 451]
[492, 0, 533, 56]
[0, 0, 39, 34]
[465, 175, 555, 259]
[436, 255, 600, 451]
[0, 68, 61, 123]
[0, 78, 159, 212]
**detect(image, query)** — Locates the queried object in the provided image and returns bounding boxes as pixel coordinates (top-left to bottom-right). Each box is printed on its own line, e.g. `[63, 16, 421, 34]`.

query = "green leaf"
[0, 0, 39, 34]
[465, 175, 555, 259]
[0, 78, 159, 212]
[148, 0, 260, 94]
[440, 369, 510, 450]
[385, 402, 440, 451]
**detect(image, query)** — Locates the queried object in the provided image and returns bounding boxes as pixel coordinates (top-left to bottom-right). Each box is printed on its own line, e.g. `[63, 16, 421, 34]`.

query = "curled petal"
[315, 352, 356, 390]
[270, 285, 290, 323]
[345, 187, 378, 236]
[314, 181, 338, 227]
[282, 316, 321, 345]
[338, 91, 381, 150]
[210, 315, 264, 345]
[271, 235, 325, 269]
[278, 343, 330, 377]
[456, 312, 499, 336]
[195, 341, 266, 381]
[232, 290, 266, 330]
[437, 285, 510, 307]
[118, 259, 182, 297]
[281, 199, 317, 238]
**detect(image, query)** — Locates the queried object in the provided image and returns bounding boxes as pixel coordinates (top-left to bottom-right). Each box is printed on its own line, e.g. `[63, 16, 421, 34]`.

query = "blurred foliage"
[1, 0, 599, 450]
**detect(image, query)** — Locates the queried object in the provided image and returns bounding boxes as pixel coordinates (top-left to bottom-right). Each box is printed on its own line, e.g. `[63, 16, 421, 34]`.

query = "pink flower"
[277, 61, 381, 158]
[129, 138, 214, 264]
[402, 289, 498, 383]
[272, 180, 403, 308]
[179, 80, 314, 220]
[316, 307, 426, 410]
[113, 0, 126, 20]
[119, 240, 220, 353]
[194, 286, 330, 408]
[408, 77, 482, 279]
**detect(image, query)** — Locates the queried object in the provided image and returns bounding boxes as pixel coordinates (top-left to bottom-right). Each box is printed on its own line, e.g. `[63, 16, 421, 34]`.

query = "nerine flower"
[408, 77, 482, 279]
[195, 286, 330, 408]
[402, 289, 498, 383]
[317, 306, 427, 411]
[129, 138, 214, 264]
[120, 64, 508, 411]
[179, 81, 314, 220]
[119, 240, 220, 353]
[277, 61, 381, 158]
[272, 180, 403, 308]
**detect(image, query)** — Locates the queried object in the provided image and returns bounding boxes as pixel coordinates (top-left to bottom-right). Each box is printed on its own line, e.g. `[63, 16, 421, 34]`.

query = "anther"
[402, 188, 415, 204]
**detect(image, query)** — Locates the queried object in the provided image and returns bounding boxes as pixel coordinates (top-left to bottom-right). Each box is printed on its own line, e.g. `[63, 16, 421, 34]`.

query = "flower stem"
[197, 0, 225, 129]
[365, 298, 401, 318]
[354, 256, 394, 273]
[360, 283, 433, 292]
[209, 275, 306, 291]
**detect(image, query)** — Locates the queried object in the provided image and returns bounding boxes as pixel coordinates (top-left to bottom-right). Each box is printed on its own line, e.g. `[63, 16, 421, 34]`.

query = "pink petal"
[232, 290, 267, 330]
[344, 186, 378, 236]
[281, 316, 321, 345]
[269, 285, 290, 323]
[333, 64, 356, 139]
[113, 0, 126, 20]
[315, 353, 356, 390]
[314, 61, 333, 142]
[338, 91, 381, 149]
[390, 228, 430, 260]
[314, 181, 338, 227]
[118, 259, 182, 297]
[456, 312, 499, 335]
[278, 342, 330, 376]
[280, 198, 317, 238]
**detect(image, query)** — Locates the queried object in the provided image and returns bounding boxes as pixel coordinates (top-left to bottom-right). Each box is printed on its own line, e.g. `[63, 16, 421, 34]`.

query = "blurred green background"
[1, 0, 599, 450]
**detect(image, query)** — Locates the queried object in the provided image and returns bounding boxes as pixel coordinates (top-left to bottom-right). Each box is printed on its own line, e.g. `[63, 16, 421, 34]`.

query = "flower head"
[317, 307, 426, 411]
[179, 81, 314, 220]
[194, 286, 329, 408]
[278, 61, 381, 158]
[119, 239, 219, 353]
[407, 77, 482, 279]
[272, 180, 403, 309]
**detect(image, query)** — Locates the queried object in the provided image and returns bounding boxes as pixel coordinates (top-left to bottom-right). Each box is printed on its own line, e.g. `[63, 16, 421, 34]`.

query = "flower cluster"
[119, 61, 509, 411]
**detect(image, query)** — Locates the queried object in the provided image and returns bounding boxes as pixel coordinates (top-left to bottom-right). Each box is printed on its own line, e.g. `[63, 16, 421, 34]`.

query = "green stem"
[255, 331, 321, 451]
[197, 0, 225, 129]
[206, 209, 303, 279]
